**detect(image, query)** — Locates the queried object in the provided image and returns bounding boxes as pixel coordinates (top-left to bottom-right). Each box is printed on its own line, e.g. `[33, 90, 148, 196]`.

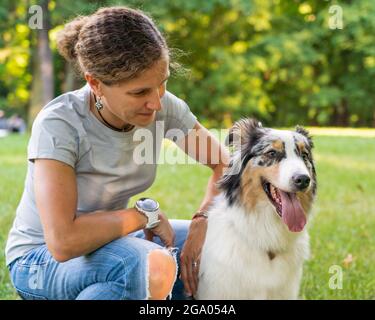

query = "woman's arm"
[34, 159, 148, 262]
[177, 122, 229, 211]
[176, 122, 229, 212]
[176, 122, 230, 296]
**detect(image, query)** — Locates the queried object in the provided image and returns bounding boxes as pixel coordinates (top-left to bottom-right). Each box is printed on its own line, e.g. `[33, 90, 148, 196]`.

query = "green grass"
[0, 134, 29, 300]
[1, 130, 374, 299]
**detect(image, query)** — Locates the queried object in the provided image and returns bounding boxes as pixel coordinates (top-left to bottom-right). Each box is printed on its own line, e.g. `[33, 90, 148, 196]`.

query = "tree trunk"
[28, 42, 43, 128]
[38, 0, 54, 105]
[28, 0, 54, 126]
[332, 98, 349, 126]
[24, 0, 32, 128]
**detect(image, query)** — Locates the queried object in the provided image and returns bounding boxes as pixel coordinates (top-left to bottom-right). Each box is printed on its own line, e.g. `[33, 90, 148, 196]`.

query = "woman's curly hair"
[56, 6, 171, 85]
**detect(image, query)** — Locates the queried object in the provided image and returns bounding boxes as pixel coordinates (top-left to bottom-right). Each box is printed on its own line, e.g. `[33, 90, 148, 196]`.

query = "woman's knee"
[147, 249, 177, 300]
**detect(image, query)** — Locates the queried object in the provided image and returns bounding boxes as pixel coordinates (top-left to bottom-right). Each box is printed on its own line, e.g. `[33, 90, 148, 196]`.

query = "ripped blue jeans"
[8, 219, 191, 300]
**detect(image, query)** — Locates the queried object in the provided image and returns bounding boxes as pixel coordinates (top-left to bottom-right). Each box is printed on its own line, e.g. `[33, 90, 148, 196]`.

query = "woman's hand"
[144, 210, 176, 248]
[180, 217, 208, 297]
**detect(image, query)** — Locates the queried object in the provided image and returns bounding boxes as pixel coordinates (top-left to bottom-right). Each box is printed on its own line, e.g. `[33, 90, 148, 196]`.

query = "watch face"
[137, 198, 159, 212]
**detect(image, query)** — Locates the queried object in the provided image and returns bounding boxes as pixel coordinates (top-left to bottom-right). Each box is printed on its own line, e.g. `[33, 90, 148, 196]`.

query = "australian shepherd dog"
[196, 118, 317, 300]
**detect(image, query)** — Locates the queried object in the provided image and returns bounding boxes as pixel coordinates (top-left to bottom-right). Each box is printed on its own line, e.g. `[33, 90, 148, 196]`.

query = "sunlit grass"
[0, 134, 28, 300]
[307, 127, 375, 138]
[0, 128, 374, 299]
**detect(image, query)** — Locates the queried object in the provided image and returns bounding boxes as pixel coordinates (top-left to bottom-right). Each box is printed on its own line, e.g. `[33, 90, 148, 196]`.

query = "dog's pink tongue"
[279, 191, 306, 232]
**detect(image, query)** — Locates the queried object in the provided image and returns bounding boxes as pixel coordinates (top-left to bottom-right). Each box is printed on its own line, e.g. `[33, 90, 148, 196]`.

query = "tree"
[1, 0, 374, 128]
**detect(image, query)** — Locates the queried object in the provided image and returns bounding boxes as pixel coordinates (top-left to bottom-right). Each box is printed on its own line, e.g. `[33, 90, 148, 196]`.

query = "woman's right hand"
[144, 210, 175, 248]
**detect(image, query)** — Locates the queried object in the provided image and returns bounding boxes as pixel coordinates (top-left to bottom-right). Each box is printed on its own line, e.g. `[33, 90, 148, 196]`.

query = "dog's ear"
[295, 125, 314, 149]
[226, 118, 263, 151]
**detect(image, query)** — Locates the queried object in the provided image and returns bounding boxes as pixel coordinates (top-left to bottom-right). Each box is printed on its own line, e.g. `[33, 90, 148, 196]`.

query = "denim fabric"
[8, 219, 191, 300]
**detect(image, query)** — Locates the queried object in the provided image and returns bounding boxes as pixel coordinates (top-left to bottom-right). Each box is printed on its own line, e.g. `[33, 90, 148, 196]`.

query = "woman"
[5, 6, 228, 300]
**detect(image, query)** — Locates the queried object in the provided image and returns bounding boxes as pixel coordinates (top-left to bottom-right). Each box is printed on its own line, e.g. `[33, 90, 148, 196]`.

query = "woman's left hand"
[180, 217, 208, 297]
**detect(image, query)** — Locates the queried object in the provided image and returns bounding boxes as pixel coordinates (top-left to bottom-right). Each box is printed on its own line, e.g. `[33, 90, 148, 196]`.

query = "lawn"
[0, 128, 374, 300]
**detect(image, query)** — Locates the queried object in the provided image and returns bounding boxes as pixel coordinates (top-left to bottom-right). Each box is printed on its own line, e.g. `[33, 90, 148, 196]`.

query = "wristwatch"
[134, 198, 161, 229]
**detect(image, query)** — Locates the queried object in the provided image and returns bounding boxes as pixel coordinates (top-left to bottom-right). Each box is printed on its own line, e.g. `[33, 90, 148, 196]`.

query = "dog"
[196, 118, 317, 300]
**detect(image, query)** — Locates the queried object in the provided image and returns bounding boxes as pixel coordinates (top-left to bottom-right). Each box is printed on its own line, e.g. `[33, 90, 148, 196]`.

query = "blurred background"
[0, 0, 374, 300]
[0, 0, 374, 129]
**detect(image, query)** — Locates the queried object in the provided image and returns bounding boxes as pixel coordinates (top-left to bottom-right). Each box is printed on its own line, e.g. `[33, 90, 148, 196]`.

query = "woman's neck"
[89, 91, 134, 132]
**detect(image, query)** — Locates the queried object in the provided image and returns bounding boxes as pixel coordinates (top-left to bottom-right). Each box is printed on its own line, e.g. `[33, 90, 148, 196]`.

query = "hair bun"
[56, 16, 89, 62]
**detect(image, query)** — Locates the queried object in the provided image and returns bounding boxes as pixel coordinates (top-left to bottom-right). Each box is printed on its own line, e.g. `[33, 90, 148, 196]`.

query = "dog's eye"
[266, 150, 277, 157]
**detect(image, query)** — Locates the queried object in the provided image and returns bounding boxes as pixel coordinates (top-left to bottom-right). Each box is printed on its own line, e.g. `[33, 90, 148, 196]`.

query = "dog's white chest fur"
[196, 196, 310, 300]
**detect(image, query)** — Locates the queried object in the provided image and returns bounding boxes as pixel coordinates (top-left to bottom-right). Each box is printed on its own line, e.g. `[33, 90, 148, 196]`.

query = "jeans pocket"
[12, 255, 49, 300]
[16, 288, 48, 300]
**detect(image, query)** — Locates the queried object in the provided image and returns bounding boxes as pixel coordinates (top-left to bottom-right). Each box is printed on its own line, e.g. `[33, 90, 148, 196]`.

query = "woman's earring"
[95, 96, 104, 111]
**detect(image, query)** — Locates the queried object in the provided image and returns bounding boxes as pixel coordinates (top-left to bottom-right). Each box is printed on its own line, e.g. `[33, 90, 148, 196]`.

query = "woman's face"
[87, 58, 170, 128]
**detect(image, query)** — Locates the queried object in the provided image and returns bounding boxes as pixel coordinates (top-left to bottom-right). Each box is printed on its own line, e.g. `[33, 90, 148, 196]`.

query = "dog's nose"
[292, 174, 310, 191]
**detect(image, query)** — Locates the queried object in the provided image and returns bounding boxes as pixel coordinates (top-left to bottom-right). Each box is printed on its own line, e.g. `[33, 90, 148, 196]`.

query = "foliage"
[0, 0, 374, 127]
[0, 0, 32, 118]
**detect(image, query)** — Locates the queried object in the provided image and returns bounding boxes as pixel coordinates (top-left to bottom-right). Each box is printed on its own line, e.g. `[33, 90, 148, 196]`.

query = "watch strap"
[135, 205, 160, 229]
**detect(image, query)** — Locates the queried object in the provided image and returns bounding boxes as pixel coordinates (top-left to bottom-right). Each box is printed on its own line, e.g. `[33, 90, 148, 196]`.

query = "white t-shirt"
[5, 83, 197, 266]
